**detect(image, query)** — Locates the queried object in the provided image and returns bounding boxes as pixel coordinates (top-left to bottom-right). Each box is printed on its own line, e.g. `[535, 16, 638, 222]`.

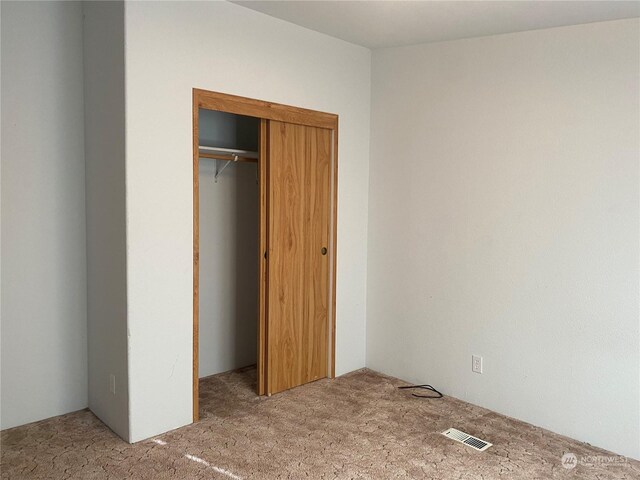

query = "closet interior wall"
[198, 110, 260, 378]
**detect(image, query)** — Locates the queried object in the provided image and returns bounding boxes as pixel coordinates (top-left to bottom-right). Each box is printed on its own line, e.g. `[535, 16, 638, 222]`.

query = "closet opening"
[193, 89, 339, 422]
[196, 108, 261, 418]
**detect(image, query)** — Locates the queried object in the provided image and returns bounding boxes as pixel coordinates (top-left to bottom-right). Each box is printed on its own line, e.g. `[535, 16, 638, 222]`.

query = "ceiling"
[232, 1, 640, 49]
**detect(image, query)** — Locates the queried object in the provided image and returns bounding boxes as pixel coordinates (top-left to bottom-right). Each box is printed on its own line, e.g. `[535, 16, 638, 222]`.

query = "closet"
[197, 110, 260, 380]
[193, 89, 338, 419]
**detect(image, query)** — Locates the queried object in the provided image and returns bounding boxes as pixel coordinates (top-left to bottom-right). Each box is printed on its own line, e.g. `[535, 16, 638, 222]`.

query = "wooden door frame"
[192, 88, 338, 421]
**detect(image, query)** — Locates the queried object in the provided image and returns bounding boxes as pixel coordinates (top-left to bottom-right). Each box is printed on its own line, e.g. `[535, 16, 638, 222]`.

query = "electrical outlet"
[472, 355, 483, 374]
[109, 374, 116, 395]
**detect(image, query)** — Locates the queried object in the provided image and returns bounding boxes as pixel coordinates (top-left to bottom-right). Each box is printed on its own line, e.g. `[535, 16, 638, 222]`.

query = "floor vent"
[441, 428, 492, 451]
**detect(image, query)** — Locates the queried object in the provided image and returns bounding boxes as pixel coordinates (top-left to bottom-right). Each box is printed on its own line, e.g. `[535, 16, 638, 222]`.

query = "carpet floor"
[1, 367, 638, 479]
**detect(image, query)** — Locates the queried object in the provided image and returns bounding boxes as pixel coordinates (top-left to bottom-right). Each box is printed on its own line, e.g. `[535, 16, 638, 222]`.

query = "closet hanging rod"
[198, 146, 259, 183]
[198, 145, 258, 163]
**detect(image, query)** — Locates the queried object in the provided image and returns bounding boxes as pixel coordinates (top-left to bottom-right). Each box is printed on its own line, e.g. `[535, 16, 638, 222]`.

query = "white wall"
[83, 1, 129, 440]
[199, 110, 259, 377]
[1, 1, 87, 429]
[124, 1, 371, 442]
[367, 19, 640, 459]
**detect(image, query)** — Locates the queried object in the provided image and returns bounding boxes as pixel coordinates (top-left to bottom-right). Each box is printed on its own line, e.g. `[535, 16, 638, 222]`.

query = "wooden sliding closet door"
[266, 120, 332, 395]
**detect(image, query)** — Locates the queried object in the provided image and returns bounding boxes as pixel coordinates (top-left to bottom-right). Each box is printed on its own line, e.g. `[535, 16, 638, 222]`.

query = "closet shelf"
[198, 146, 258, 163]
[198, 146, 259, 183]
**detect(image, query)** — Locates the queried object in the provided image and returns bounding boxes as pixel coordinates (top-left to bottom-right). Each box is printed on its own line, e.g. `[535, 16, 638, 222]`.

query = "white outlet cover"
[472, 355, 483, 374]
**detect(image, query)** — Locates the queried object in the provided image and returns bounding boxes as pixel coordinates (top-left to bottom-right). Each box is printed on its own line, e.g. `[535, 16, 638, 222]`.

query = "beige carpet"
[1, 367, 638, 479]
